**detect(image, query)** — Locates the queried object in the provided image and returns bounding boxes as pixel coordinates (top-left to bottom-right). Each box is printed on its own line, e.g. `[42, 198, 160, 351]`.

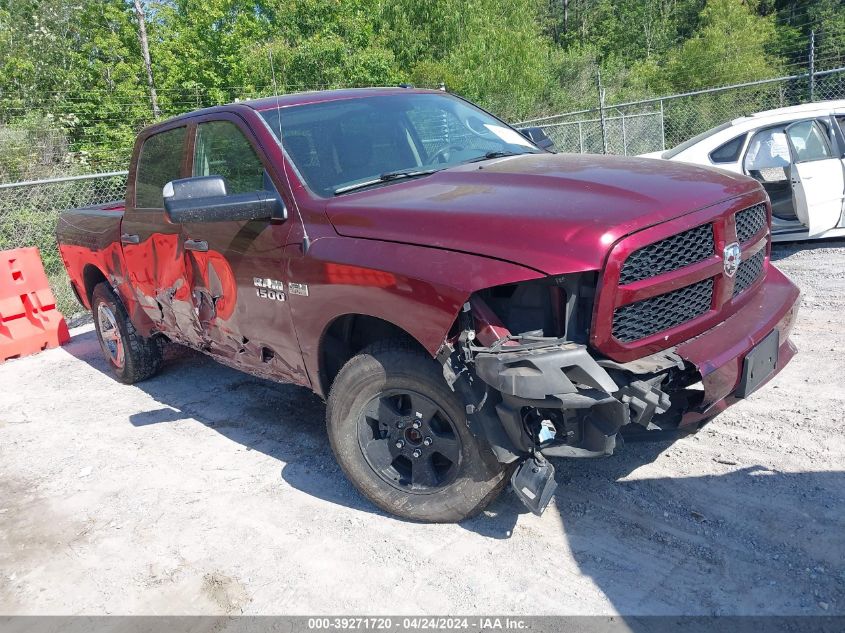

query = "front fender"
[287, 236, 544, 387]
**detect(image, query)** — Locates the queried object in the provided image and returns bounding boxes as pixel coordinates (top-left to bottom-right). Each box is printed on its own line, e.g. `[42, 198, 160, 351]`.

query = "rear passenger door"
[121, 124, 201, 341]
[180, 115, 307, 383]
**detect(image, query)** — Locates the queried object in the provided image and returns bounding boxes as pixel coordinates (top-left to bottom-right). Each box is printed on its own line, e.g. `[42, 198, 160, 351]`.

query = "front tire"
[91, 283, 162, 384]
[326, 340, 508, 522]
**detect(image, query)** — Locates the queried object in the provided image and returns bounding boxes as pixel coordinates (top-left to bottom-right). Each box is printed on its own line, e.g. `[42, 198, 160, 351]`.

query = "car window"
[193, 121, 267, 194]
[135, 126, 187, 208]
[786, 120, 833, 162]
[664, 121, 733, 159]
[404, 104, 505, 161]
[331, 107, 419, 186]
[744, 126, 792, 172]
[259, 93, 540, 197]
[709, 134, 746, 164]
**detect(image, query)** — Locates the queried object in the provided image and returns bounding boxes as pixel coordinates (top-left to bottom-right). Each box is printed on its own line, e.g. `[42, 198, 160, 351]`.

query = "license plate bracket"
[736, 329, 779, 398]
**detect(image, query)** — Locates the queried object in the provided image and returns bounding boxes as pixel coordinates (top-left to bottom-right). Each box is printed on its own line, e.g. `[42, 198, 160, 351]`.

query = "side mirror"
[519, 126, 555, 151]
[163, 176, 287, 223]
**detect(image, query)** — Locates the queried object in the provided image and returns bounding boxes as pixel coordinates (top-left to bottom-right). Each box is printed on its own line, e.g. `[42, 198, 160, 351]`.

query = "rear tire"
[326, 340, 508, 522]
[91, 283, 162, 384]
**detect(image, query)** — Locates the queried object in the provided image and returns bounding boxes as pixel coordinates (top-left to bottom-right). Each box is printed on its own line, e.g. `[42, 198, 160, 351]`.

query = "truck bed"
[56, 201, 125, 310]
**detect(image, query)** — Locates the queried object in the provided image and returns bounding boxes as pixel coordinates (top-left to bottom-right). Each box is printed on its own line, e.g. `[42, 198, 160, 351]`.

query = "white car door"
[785, 119, 845, 237]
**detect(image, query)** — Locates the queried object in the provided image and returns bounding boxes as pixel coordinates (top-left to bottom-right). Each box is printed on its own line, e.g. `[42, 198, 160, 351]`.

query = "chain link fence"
[0, 172, 127, 319]
[517, 67, 845, 156]
[3, 67, 845, 322]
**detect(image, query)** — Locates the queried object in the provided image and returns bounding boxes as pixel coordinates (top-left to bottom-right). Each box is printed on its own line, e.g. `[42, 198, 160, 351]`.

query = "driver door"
[179, 115, 307, 383]
[785, 119, 845, 237]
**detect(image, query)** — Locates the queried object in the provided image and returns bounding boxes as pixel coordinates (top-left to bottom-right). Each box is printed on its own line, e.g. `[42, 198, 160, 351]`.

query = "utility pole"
[596, 69, 608, 155]
[132, 0, 160, 118]
[808, 30, 816, 102]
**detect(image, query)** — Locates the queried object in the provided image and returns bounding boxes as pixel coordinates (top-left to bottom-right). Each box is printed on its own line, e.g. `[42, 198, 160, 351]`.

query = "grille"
[612, 278, 714, 343]
[619, 223, 714, 285]
[735, 203, 767, 244]
[732, 250, 765, 297]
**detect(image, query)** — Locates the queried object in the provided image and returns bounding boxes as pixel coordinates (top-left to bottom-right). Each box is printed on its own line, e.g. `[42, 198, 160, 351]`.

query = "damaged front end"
[440, 276, 702, 516]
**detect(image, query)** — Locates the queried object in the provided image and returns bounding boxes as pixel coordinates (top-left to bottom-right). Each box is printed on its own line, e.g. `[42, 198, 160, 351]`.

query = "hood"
[325, 153, 762, 275]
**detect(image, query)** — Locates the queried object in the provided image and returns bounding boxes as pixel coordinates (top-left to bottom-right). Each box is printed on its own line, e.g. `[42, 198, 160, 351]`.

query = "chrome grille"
[733, 250, 765, 297]
[619, 223, 714, 285]
[735, 203, 766, 243]
[612, 278, 714, 343]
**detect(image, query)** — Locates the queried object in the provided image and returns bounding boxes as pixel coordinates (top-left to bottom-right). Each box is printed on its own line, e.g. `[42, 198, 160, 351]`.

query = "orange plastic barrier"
[0, 247, 70, 362]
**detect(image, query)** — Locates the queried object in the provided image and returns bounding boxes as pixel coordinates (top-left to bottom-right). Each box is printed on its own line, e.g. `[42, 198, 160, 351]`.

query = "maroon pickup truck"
[57, 87, 800, 521]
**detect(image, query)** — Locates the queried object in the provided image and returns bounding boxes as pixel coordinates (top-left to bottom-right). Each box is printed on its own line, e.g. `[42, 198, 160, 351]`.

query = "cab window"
[193, 121, 268, 194]
[135, 126, 187, 208]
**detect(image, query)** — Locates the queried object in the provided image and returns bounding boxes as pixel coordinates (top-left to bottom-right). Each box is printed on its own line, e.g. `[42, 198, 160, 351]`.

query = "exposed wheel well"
[82, 265, 108, 307]
[318, 314, 427, 397]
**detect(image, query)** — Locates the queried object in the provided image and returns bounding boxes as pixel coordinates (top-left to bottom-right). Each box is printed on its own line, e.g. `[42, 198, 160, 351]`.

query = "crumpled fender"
[286, 236, 547, 392]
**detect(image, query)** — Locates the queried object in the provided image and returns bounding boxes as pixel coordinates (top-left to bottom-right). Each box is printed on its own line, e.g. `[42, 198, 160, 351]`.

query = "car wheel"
[91, 282, 162, 384]
[326, 340, 509, 522]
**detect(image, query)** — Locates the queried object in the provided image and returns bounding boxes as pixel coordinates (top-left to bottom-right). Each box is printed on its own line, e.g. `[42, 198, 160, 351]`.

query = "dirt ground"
[1, 240, 844, 616]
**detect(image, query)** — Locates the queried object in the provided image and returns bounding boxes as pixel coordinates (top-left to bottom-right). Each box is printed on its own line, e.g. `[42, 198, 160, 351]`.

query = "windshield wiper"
[380, 168, 437, 181]
[465, 150, 529, 164]
[334, 168, 437, 195]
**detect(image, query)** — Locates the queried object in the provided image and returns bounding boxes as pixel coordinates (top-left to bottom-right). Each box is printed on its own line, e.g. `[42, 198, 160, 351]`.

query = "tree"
[628, 0, 785, 94]
[132, 0, 160, 117]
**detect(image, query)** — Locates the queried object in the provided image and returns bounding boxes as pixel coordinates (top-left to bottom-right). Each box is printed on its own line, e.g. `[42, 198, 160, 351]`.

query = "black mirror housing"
[163, 176, 287, 223]
[520, 126, 555, 151]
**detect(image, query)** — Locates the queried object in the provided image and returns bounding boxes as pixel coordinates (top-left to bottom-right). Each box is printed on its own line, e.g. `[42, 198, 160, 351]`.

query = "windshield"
[259, 93, 542, 196]
[663, 121, 733, 158]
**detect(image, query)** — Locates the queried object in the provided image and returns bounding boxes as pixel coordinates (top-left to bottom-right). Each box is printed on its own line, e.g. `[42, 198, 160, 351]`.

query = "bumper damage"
[445, 266, 800, 516]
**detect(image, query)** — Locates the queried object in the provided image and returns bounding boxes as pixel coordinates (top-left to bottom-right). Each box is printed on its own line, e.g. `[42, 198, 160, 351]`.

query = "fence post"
[621, 111, 628, 156]
[659, 99, 666, 151]
[809, 30, 816, 101]
[596, 70, 608, 154]
[578, 121, 584, 153]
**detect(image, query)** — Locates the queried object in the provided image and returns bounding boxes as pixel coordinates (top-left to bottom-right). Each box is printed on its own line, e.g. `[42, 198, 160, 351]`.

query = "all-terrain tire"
[91, 282, 162, 384]
[326, 340, 509, 522]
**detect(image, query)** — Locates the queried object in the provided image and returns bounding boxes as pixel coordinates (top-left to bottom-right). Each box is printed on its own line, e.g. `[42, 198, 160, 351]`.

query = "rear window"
[135, 127, 187, 208]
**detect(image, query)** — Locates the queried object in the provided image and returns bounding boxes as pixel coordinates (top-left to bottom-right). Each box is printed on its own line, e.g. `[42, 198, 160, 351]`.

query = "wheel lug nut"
[395, 440, 405, 449]
[423, 437, 433, 446]
[412, 421, 421, 429]
[412, 449, 422, 458]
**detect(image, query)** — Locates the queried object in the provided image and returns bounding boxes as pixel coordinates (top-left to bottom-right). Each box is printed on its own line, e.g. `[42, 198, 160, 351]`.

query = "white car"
[642, 100, 845, 242]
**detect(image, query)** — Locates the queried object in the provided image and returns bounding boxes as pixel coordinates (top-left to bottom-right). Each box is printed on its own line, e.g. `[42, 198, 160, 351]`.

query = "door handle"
[120, 233, 140, 245]
[184, 239, 209, 252]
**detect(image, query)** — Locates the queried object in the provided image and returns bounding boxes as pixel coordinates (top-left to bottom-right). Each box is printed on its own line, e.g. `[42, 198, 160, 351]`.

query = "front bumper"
[461, 265, 799, 515]
[674, 264, 800, 428]
[466, 264, 799, 456]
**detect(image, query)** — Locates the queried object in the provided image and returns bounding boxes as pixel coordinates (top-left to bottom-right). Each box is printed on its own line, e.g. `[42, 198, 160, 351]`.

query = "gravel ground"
[1, 240, 843, 616]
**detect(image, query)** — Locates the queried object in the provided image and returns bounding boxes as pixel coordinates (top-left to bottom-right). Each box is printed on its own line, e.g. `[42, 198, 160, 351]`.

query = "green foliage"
[659, 0, 785, 90]
[397, 0, 560, 119]
[0, 0, 840, 174]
